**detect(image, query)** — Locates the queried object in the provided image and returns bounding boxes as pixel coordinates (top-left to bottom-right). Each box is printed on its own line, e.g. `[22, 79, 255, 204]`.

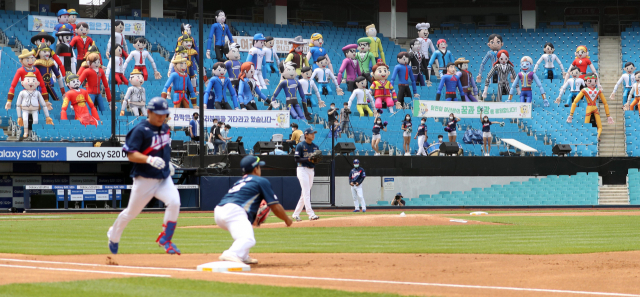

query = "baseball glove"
[255, 200, 271, 227]
[309, 150, 322, 164]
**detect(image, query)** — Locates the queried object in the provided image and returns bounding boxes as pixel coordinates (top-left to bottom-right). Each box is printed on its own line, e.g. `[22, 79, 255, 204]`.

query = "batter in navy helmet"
[107, 97, 182, 255]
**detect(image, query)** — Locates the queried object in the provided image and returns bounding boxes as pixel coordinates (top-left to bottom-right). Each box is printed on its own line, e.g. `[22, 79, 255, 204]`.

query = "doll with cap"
[123, 37, 162, 81]
[67, 9, 79, 34]
[365, 24, 385, 64]
[54, 26, 75, 75]
[509, 56, 547, 106]
[15, 72, 53, 137]
[162, 57, 196, 108]
[427, 39, 455, 77]
[337, 44, 361, 92]
[34, 42, 66, 102]
[370, 60, 400, 114]
[53, 9, 73, 37]
[106, 20, 129, 59]
[355, 37, 375, 83]
[416, 23, 435, 82]
[454, 57, 478, 102]
[61, 74, 100, 126]
[120, 69, 147, 116]
[284, 36, 309, 76]
[31, 30, 66, 76]
[6, 49, 51, 111]
[307, 33, 334, 72]
[567, 73, 613, 142]
[246, 33, 270, 89]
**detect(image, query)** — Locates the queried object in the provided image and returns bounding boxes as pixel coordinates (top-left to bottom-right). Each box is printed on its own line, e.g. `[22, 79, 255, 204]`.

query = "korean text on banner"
[233, 36, 310, 54]
[28, 15, 146, 36]
[168, 108, 290, 128]
[413, 100, 532, 119]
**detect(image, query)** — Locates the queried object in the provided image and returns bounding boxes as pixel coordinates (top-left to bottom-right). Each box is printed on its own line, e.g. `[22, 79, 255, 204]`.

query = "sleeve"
[534, 55, 544, 73]
[427, 53, 437, 69]
[378, 41, 386, 64]
[294, 143, 308, 163]
[479, 52, 489, 74]
[456, 76, 464, 95]
[105, 59, 112, 79]
[38, 92, 49, 118]
[122, 52, 134, 70]
[613, 76, 625, 92]
[69, 37, 77, 48]
[309, 69, 319, 81]
[284, 53, 293, 63]
[121, 87, 133, 113]
[34, 71, 49, 97]
[52, 54, 66, 76]
[337, 59, 348, 83]
[297, 79, 306, 99]
[328, 71, 339, 88]
[259, 179, 279, 205]
[347, 91, 357, 108]
[470, 72, 478, 94]
[358, 169, 366, 184]
[254, 85, 268, 100]
[436, 77, 445, 94]
[123, 127, 144, 153]
[237, 80, 247, 104]
[484, 66, 496, 87]
[60, 94, 69, 120]
[555, 55, 565, 73]
[509, 75, 520, 95]
[226, 26, 234, 43]
[569, 91, 585, 116]
[206, 24, 215, 51]
[146, 52, 158, 71]
[15, 92, 22, 116]
[246, 48, 254, 62]
[389, 65, 398, 85]
[162, 74, 174, 95]
[203, 80, 214, 106]
[100, 71, 111, 101]
[227, 81, 239, 108]
[509, 65, 517, 80]
[311, 81, 321, 100]
[428, 40, 436, 56]
[533, 73, 545, 94]
[106, 37, 112, 54]
[272, 81, 284, 98]
[558, 80, 570, 96]
[8, 70, 22, 98]
[409, 69, 417, 92]
[599, 92, 611, 117]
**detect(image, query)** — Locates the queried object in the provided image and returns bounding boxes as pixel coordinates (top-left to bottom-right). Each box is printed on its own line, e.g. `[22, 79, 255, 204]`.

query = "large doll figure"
[168, 35, 198, 92]
[428, 39, 455, 77]
[55, 26, 75, 75]
[106, 20, 129, 59]
[370, 60, 400, 114]
[206, 10, 234, 62]
[611, 62, 636, 105]
[61, 74, 100, 126]
[365, 24, 385, 64]
[162, 57, 196, 108]
[533, 42, 565, 81]
[436, 63, 464, 101]
[566, 45, 600, 85]
[31, 30, 66, 76]
[272, 62, 306, 119]
[555, 68, 585, 107]
[224, 43, 242, 92]
[299, 66, 325, 120]
[69, 22, 93, 73]
[14, 72, 53, 138]
[34, 43, 66, 102]
[123, 37, 162, 81]
[477, 34, 504, 84]
[390, 52, 419, 107]
[53, 9, 72, 36]
[120, 69, 147, 116]
[237, 62, 270, 110]
[337, 44, 361, 92]
[454, 58, 478, 102]
[106, 45, 128, 86]
[482, 49, 516, 101]
[409, 38, 430, 87]
[263, 36, 280, 74]
[307, 33, 334, 72]
[78, 53, 111, 111]
[624, 71, 640, 111]
[284, 36, 309, 76]
[508, 56, 547, 106]
[567, 73, 614, 142]
[416, 23, 435, 82]
[204, 62, 239, 110]
[246, 33, 269, 89]
[6, 49, 50, 110]
[176, 23, 199, 51]
[355, 37, 375, 83]
[310, 56, 343, 96]
[67, 9, 79, 35]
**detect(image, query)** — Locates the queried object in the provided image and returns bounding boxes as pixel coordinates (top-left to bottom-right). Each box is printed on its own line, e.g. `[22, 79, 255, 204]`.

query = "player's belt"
[522, 87, 532, 91]
[398, 84, 408, 86]
[446, 92, 456, 94]
[286, 97, 297, 100]
[230, 78, 238, 81]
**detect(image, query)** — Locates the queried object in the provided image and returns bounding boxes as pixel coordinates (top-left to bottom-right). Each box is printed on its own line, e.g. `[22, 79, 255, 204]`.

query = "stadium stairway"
[598, 36, 626, 157]
[598, 184, 629, 205]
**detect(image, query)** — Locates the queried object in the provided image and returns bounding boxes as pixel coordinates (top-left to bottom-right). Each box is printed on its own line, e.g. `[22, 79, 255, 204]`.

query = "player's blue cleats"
[160, 241, 181, 255]
[353, 210, 360, 212]
[156, 221, 180, 255]
[108, 241, 119, 254]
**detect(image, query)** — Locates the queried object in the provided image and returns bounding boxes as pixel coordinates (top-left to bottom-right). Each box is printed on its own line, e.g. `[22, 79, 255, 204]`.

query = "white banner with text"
[413, 100, 532, 118]
[168, 108, 290, 128]
[233, 36, 310, 54]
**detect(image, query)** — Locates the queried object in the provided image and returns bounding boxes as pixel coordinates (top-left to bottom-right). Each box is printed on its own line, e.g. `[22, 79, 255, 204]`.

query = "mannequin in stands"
[436, 63, 464, 101]
[224, 43, 242, 92]
[237, 62, 271, 110]
[178, 34, 199, 93]
[454, 58, 478, 102]
[624, 71, 640, 112]
[370, 60, 400, 114]
[78, 53, 111, 111]
[123, 37, 162, 81]
[69, 22, 93, 72]
[428, 39, 455, 77]
[177, 23, 199, 51]
[284, 36, 309, 76]
[533, 42, 565, 81]
[204, 62, 239, 110]
[509, 56, 547, 106]
[307, 33, 334, 72]
[567, 73, 613, 142]
[337, 44, 361, 92]
[67, 9, 79, 35]
[365, 24, 385, 64]
[206, 10, 234, 62]
[61, 74, 100, 126]
[106, 45, 128, 86]
[477, 34, 503, 84]
[482, 49, 516, 102]
[263, 36, 280, 75]
[6, 49, 51, 110]
[310, 56, 343, 96]
[31, 30, 66, 76]
[272, 62, 306, 120]
[347, 76, 376, 117]
[611, 62, 636, 107]
[416, 23, 435, 84]
[53, 9, 72, 36]
[299, 66, 325, 119]
[15, 72, 53, 138]
[77, 45, 104, 76]
[54, 26, 74, 75]
[162, 57, 196, 108]
[565, 45, 600, 87]
[556, 68, 585, 107]
[409, 38, 430, 87]
[106, 20, 129, 59]
[390, 52, 420, 107]
[120, 69, 147, 116]
[34, 43, 66, 102]
[355, 37, 375, 84]
[246, 33, 269, 89]
[168, 46, 192, 79]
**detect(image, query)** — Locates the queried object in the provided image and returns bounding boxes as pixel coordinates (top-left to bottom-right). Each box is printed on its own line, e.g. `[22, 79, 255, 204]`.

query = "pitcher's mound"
[182, 214, 496, 229]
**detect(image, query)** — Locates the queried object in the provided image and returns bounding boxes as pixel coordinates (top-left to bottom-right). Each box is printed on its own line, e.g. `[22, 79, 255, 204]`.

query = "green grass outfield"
[1, 210, 640, 255]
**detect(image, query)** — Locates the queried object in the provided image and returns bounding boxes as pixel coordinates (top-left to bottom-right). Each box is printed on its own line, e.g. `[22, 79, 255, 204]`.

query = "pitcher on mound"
[292, 127, 321, 221]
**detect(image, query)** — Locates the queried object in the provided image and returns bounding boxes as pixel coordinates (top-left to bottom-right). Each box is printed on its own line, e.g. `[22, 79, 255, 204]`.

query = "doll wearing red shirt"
[78, 53, 111, 112]
[69, 22, 93, 73]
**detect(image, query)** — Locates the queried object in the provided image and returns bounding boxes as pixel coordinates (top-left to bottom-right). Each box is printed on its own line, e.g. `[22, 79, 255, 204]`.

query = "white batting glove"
[147, 156, 166, 170]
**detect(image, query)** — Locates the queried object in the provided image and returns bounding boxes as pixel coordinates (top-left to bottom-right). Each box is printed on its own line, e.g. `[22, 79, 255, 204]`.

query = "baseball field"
[2, 209, 640, 297]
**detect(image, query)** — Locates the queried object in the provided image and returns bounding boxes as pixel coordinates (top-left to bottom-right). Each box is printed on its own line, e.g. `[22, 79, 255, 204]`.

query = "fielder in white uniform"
[215, 156, 292, 264]
[293, 127, 320, 221]
[349, 159, 366, 212]
[108, 97, 181, 255]
[120, 69, 148, 116]
[14, 72, 53, 137]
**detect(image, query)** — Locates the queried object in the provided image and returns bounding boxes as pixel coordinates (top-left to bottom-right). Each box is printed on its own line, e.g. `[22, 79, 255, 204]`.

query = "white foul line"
[0, 264, 171, 278]
[0, 258, 195, 272]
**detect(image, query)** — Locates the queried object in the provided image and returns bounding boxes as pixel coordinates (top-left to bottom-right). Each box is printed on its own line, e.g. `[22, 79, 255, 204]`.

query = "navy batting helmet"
[353, 159, 360, 165]
[147, 97, 170, 115]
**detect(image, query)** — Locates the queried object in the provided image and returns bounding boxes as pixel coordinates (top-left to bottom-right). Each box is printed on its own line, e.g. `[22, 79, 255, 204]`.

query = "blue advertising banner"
[0, 147, 66, 161]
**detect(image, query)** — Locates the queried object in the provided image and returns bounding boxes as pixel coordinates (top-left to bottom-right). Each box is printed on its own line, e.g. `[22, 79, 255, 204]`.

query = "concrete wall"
[264, 5, 287, 25]
[379, 12, 408, 38]
[149, 0, 163, 19]
[522, 10, 536, 29]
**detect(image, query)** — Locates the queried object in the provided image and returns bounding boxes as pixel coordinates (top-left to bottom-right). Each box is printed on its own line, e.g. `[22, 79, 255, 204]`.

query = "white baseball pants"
[253, 70, 267, 90]
[130, 104, 148, 116]
[416, 135, 427, 156]
[293, 167, 315, 218]
[214, 203, 255, 261]
[108, 176, 180, 243]
[351, 185, 366, 210]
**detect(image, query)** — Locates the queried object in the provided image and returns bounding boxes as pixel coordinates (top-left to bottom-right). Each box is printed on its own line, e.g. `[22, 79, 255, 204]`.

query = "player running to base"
[292, 127, 321, 221]
[108, 98, 181, 255]
[349, 159, 366, 212]
[215, 156, 292, 264]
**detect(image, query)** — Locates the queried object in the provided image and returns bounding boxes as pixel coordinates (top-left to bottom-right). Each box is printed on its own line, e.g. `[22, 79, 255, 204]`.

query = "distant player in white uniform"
[349, 159, 366, 212]
[108, 97, 181, 255]
[292, 127, 321, 221]
[215, 156, 292, 264]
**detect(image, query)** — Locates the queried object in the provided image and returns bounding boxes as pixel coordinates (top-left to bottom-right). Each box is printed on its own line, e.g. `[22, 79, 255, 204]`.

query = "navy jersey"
[218, 175, 280, 224]
[122, 120, 172, 179]
[372, 122, 383, 135]
[446, 119, 457, 131]
[349, 167, 366, 184]
[482, 121, 492, 132]
[402, 120, 412, 131]
[417, 123, 427, 136]
[295, 141, 319, 168]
